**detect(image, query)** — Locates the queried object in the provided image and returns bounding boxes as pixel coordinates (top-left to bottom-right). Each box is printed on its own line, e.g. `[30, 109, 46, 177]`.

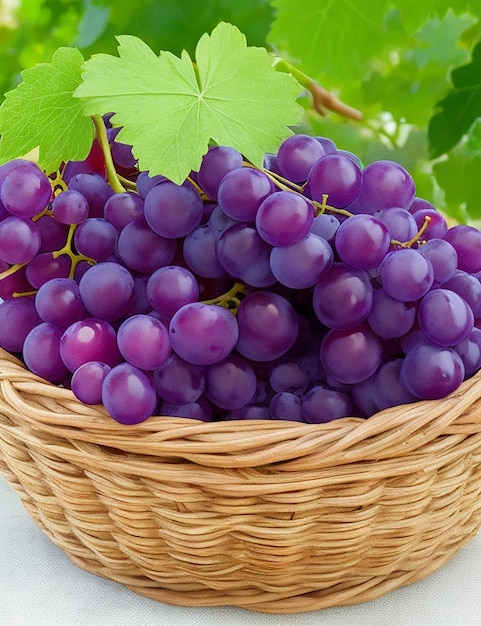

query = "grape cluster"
[1, 127, 481, 426]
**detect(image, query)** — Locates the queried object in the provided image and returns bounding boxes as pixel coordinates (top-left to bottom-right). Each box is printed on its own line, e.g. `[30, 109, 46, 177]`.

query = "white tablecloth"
[1, 475, 480, 626]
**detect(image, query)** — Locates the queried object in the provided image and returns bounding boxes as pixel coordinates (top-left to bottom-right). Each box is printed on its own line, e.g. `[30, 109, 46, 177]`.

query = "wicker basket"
[1, 346, 481, 614]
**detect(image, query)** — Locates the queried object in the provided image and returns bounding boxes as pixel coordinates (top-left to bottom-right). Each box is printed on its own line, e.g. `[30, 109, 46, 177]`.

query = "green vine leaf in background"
[0, 46, 94, 172]
[75, 22, 303, 183]
[428, 39, 481, 159]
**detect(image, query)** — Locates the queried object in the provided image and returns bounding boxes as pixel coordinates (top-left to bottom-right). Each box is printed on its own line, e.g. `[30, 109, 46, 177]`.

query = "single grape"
[418, 288, 474, 347]
[412, 208, 448, 240]
[36, 214, 70, 253]
[117, 217, 177, 274]
[183, 224, 228, 279]
[418, 238, 458, 286]
[197, 145, 243, 201]
[312, 262, 373, 330]
[367, 287, 416, 339]
[301, 385, 353, 423]
[68, 172, 114, 218]
[79, 261, 135, 322]
[320, 325, 383, 385]
[117, 314, 171, 370]
[146, 265, 199, 323]
[217, 166, 274, 221]
[102, 362, 157, 424]
[169, 302, 239, 365]
[443, 224, 481, 273]
[51, 189, 89, 225]
[374, 207, 418, 242]
[308, 152, 362, 208]
[373, 358, 417, 411]
[23, 321, 69, 383]
[0, 160, 52, 218]
[73, 217, 118, 262]
[269, 392, 303, 421]
[269, 359, 310, 395]
[256, 191, 313, 246]
[144, 180, 203, 239]
[104, 191, 144, 230]
[442, 270, 481, 318]
[0, 296, 41, 352]
[335, 214, 391, 270]
[276, 134, 327, 183]
[270, 233, 333, 289]
[135, 171, 168, 199]
[0, 263, 32, 300]
[205, 354, 257, 410]
[310, 213, 340, 243]
[216, 223, 276, 288]
[71, 361, 111, 405]
[235, 291, 298, 361]
[26, 252, 71, 289]
[0, 216, 41, 265]
[380, 248, 434, 301]
[153, 353, 205, 405]
[351, 160, 416, 213]
[400, 343, 465, 400]
[35, 277, 85, 327]
[60, 318, 122, 372]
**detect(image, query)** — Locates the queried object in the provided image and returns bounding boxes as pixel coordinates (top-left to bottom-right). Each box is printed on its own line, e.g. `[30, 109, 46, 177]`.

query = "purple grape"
[335, 214, 391, 270]
[269, 391, 304, 421]
[412, 208, 448, 240]
[68, 172, 114, 218]
[197, 145, 243, 201]
[102, 362, 157, 424]
[216, 223, 276, 288]
[153, 353, 205, 405]
[168, 302, 239, 365]
[256, 191, 313, 246]
[146, 265, 199, 323]
[23, 322, 69, 383]
[217, 166, 274, 221]
[308, 152, 362, 208]
[117, 314, 171, 370]
[79, 262, 135, 322]
[454, 327, 481, 378]
[276, 134, 326, 183]
[73, 218, 118, 262]
[373, 358, 417, 411]
[35, 277, 85, 327]
[205, 355, 257, 410]
[443, 224, 481, 273]
[144, 180, 203, 239]
[0, 264, 32, 300]
[225, 405, 271, 420]
[36, 213, 70, 252]
[418, 289, 474, 347]
[367, 287, 416, 339]
[310, 213, 340, 243]
[160, 395, 213, 421]
[71, 361, 111, 405]
[183, 224, 228, 279]
[418, 238, 458, 286]
[135, 171, 168, 199]
[0, 296, 41, 352]
[269, 359, 310, 395]
[0, 216, 41, 265]
[374, 207, 418, 242]
[320, 324, 383, 385]
[380, 248, 434, 301]
[270, 233, 333, 289]
[400, 343, 465, 399]
[351, 160, 416, 214]
[60, 318, 122, 372]
[117, 217, 176, 274]
[301, 385, 353, 423]
[104, 191, 144, 230]
[442, 270, 481, 317]
[26, 252, 71, 288]
[312, 263, 373, 330]
[235, 291, 298, 361]
[51, 189, 89, 225]
[0, 160, 52, 218]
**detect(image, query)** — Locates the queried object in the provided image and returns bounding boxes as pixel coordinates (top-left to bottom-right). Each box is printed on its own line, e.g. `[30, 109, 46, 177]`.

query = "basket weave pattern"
[1, 346, 481, 613]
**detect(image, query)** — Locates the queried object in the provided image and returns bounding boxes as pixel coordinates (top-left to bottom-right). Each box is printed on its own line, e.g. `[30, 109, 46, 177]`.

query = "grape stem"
[52, 223, 96, 279]
[92, 114, 126, 194]
[202, 281, 249, 315]
[272, 57, 363, 121]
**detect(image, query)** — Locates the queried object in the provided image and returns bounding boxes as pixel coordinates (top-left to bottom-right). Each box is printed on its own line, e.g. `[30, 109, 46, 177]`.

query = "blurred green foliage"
[0, 0, 480, 221]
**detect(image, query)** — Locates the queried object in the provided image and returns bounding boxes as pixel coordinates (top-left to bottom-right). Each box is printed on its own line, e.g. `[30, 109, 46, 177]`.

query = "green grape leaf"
[75, 22, 303, 183]
[428, 40, 481, 158]
[0, 47, 94, 172]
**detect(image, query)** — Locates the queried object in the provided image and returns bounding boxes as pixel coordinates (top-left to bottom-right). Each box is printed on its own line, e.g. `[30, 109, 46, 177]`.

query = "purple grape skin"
[104, 191, 144, 231]
[443, 224, 481, 273]
[73, 218, 118, 262]
[335, 214, 391, 270]
[412, 208, 448, 240]
[225, 405, 271, 420]
[380, 248, 434, 302]
[35, 278, 85, 327]
[68, 173, 114, 218]
[23, 322, 70, 383]
[78, 261, 135, 322]
[160, 395, 213, 421]
[0, 297, 41, 353]
[26, 252, 71, 289]
[102, 362, 158, 424]
[169, 302, 239, 366]
[442, 270, 481, 318]
[308, 152, 362, 208]
[60, 318, 122, 372]
[235, 291, 299, 362]
[374, 207, 418, 242]
[117, 314, 171, 371]
[418, 238, 458, 286]
[417, 289, 474, 347]
[270, 233, 333, 289]
[0, 160, 52, 218]
[205, 355, 257, 410]
[276, 134, 326, 183]
[197, 145, 243, 201]
[51, 189, 89, 225]
[256, 191, 314, 247]
[301, 385, 353, 423]
[367, 287, 416, 339]
[117, 217, 177, 274]
[144, 180, 203, 239]
[352, 160, 416, 213]
[400, 343, 465, 400]
[217, 166, 274, 222]
[269, 391, 304, 421]
[146, 265, 200, 323]
[71, 361, 111, 405]
[0, 216, 41, 265]
[183, 224, 228, 279]
[153, 353, 205, 405]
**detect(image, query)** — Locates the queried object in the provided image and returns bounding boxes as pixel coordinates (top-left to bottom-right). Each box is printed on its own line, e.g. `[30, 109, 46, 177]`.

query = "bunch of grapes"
[1, 126, 481, 426]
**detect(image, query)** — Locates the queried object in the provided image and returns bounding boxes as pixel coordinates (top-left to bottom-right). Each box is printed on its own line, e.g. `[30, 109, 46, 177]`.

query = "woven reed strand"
[1, 347, 481, 613]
